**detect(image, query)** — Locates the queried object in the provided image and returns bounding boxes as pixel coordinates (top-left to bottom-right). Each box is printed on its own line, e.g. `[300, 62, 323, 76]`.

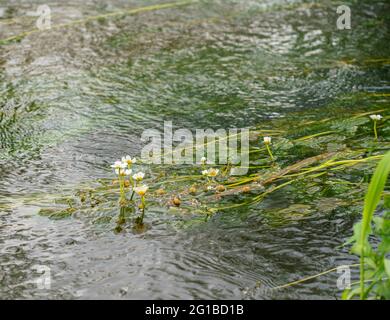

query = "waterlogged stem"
[130, 180, 136, 201]
[130, 175, 134, 187]
[266, 144, 274, 161]
[373, 120, 378, 141]
[140, 196, 146, 224]
[118, 174, 125, 203]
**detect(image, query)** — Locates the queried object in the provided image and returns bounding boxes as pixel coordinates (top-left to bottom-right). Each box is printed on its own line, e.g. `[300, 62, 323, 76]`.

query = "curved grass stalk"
[353, 110, 386, 119]
[250, 171, 327, 205]
[0, 0, 197, 45]
[250, 179, 296, 205]
[0, 14, 40, 26]
[284, 155, 383, 179]
[211, 172, 326, 212]
[272, 264, 360, 290]
[225, 176, 258, 188]
[296, 130, 337, 141]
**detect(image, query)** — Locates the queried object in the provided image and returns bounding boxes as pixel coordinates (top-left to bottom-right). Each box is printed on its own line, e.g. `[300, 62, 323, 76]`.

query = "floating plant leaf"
[93, 216, 112, 224]
[314, 198, 347, 213]
[38, 208, 75, 219]
[330, 117, 368, 136]
[38, 208, 57, 217]
[277, 204, 312, 216]
[49, 209, 75, 220]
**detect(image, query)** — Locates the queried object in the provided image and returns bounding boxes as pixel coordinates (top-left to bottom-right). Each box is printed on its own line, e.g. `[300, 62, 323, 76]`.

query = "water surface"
[0, 0, 389, 299]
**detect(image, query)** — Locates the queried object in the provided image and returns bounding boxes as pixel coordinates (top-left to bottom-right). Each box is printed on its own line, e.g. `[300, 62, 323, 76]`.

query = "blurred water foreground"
[0, 0, 389, 299]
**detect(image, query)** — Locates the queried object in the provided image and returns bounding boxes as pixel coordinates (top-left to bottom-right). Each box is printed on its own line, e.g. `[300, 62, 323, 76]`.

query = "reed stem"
[266, 144, 274, 161]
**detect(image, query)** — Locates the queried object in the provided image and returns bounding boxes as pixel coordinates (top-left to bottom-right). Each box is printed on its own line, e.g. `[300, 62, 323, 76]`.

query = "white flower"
[124, 169, 132, 176]
[115, 168, 126, 176]
[200, 156, 207, 164]
[202, 168, 219, 177]
[112, 160, 127, 176]
[208, 168, 219, 177]
[207, 186, 214, 191]
[133, 172, 145, 181]
[134, 185, 149, 197]
[111, 160, 126, 170]
[263, 136, 271, 145]
[370, 114, 382, 121]
[121, 155, 137, 166]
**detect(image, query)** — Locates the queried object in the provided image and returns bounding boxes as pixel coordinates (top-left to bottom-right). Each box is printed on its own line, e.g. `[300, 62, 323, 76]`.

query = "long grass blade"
[359, 151, 390, 299]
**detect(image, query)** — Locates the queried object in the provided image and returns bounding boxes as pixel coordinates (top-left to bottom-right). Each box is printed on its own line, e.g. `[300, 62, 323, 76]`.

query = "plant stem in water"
[130, 180, 136, 201]
[140, 196, 145, 224]
[266, 144, 274, 161]
[118, 174, 125, 202]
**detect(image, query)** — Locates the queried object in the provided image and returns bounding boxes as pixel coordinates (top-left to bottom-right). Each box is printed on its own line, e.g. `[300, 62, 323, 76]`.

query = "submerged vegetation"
[37, 106, 389, 299]
[38, 108, 389, 223]
[343, 151, 390, 300]
[1, 0, 389, 300]
[109, 155, 149, 231]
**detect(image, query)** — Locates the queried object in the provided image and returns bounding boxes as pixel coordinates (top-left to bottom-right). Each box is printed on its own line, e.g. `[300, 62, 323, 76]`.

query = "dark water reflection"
[0, 0, 388, 299]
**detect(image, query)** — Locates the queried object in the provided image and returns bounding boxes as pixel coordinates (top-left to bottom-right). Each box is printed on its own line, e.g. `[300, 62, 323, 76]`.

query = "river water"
[0, 0, 389, 299]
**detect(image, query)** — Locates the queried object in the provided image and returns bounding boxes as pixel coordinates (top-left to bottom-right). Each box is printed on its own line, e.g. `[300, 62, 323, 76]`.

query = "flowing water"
[0, 0, 389, 299]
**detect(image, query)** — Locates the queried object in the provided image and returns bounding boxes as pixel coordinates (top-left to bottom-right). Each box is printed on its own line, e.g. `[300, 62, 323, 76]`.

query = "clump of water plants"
[133, 184, 149, 225]
[342, 151, 390, 300]
[110, 155, 149, 230]
[37, 108, 389, 268]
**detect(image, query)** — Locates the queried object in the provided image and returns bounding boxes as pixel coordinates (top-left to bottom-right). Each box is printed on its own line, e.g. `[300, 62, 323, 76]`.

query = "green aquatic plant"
[111, 156, 136, 202]
[38, 207, 76, 219]
[200, 157, 220, 190]
[134, 185, 149, 225]
[202, 167, 219, 180]
[369, 114, 383, 141]
[343, 151, 390, 300]
[110, 160, 129, 204]
[32, 105, 390, 301]
[263, 136, 274, 161]
[131, 171, 145, 201]
[110, 156, 151, 228]
[37, 108, 389, 241]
